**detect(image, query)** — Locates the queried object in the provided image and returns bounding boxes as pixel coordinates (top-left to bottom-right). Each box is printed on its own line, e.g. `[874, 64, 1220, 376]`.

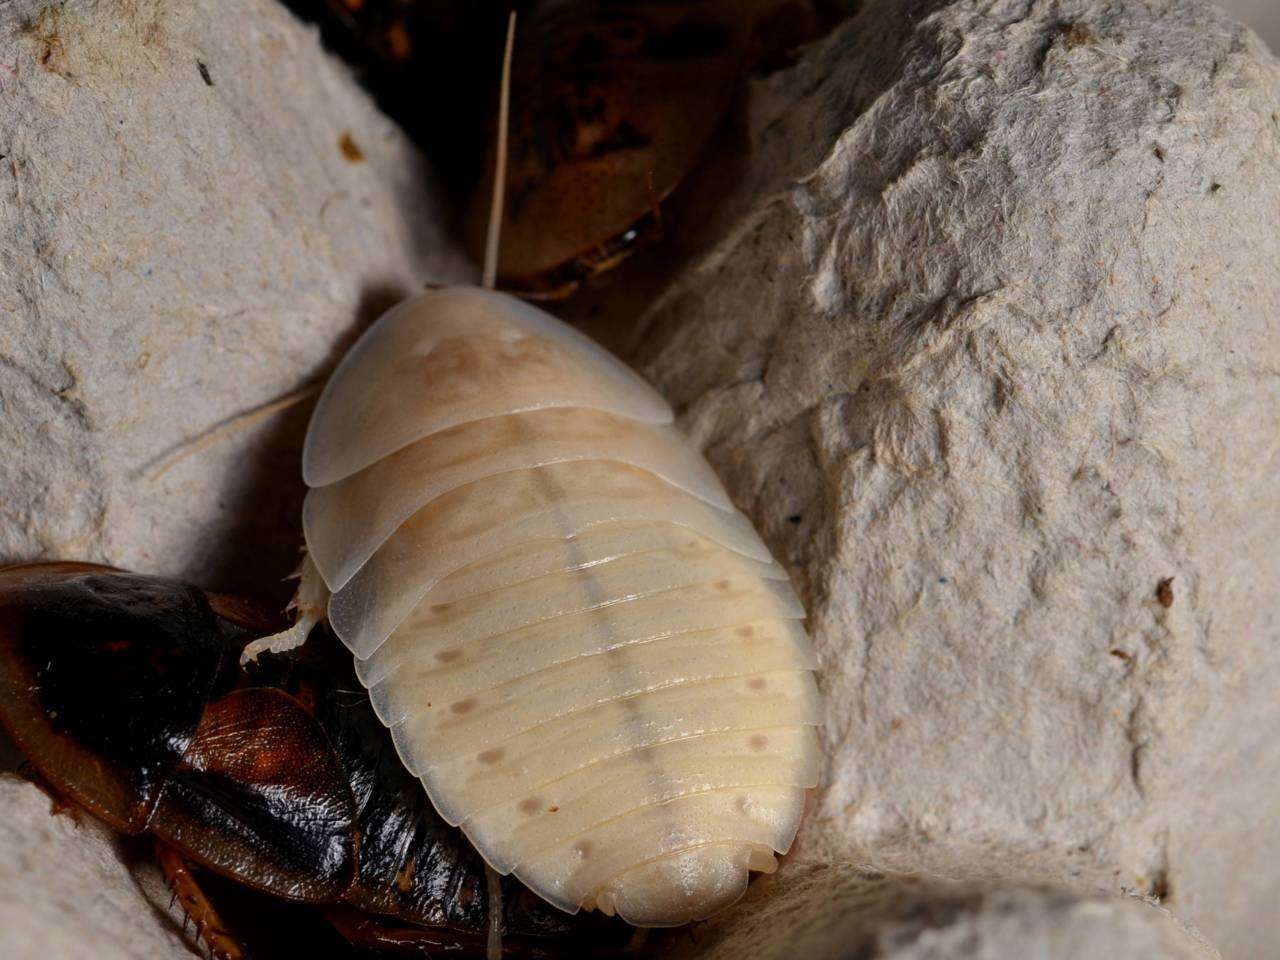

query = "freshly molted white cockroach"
[248, 286, 824, 927]
[245, 12, 820, 932]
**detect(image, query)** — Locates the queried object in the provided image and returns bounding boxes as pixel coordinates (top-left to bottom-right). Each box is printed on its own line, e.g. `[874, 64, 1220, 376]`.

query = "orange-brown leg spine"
[156, 841, 246, 960]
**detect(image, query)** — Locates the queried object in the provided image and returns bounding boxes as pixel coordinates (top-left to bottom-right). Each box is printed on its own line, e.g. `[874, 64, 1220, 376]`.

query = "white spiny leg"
[240, 552, 329, 664]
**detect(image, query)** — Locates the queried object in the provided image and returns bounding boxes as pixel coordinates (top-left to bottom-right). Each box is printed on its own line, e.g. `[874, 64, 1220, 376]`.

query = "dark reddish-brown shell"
[465, 0, 787, 287]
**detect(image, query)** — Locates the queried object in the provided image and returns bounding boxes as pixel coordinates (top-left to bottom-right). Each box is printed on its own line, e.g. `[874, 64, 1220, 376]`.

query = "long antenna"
[143, 382, 320, 481]
[482, 10, 517, 291]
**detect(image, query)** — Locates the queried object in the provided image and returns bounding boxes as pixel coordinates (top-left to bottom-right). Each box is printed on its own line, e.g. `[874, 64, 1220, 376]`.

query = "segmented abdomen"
[300, 287, 821, 926]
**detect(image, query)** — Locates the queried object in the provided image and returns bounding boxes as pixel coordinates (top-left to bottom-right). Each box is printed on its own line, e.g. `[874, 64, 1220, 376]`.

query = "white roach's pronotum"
[245, 11, 820, 932]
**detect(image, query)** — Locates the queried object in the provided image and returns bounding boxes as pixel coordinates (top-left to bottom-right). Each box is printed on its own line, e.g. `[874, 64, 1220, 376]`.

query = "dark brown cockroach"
[463, 0, 818, 296]
[0, 563, 630, 958]
[284, 0, 817, 297]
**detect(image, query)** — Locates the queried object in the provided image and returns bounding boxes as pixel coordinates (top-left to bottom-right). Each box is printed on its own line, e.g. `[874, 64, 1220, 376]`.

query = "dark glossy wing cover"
[314, 664, 497, 930]
[149, 687, 359, 902]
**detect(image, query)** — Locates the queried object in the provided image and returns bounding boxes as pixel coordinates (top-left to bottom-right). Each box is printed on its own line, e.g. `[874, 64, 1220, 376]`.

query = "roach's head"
[0, 563, 237, 832]
[0, 564, 361, 903]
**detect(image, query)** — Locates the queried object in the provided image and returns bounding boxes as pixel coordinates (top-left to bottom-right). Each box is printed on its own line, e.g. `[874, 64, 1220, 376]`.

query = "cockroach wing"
[148, 687, 358, 902]
[299, 288, 821, 927]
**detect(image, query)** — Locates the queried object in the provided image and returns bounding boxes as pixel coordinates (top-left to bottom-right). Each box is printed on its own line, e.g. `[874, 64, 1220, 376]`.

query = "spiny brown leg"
[327, 906, 490, 954]
[328, 906, 609, 959]
[623, 927, 650, 953]
[46, 791, 84, 824]
[504, 279, 581, 302]
[156, 841, 246, 960]
[15, 764, 86, 825]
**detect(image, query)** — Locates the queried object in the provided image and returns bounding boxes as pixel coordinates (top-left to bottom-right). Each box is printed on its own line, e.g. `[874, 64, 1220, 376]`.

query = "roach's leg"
[328, 905, 579, 958]
[328, 906, 486, 954]
[504, 279, 581, 302]
[48, 794, 84, 824]
[486, 863, 505, 960]
[328, 905, 626, 958]
[12, 760, 84, 823]
[156, 841, 246, 960]
[623, 927, 650, 953]
[239, 553, 327, 665]
[644, 168, 664, 237]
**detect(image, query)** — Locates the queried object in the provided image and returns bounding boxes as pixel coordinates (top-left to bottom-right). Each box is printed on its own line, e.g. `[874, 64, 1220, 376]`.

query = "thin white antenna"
[143, 382, 319, 481]
[482, 10, 517, 291]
